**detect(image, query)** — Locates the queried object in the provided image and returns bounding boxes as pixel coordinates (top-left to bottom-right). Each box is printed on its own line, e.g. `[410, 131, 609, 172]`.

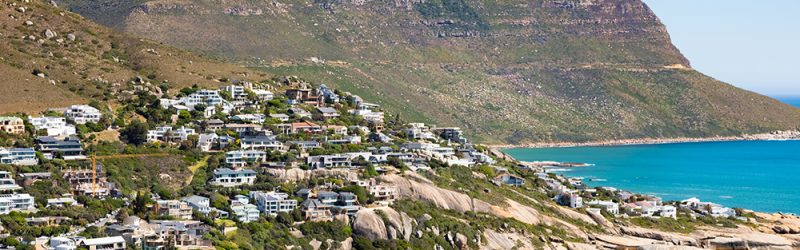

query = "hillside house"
[306, 154, 352, 169]
[0, 193, 36, 214]
[0, 171, 21, 192]
[225, 150, 267, 167]
[64, 105, 102, 124]
[78, 236, 127, 250]
[313, 107, 340, 120]
[230, 200, 260, 223]
[211, 168, 256, 187]
[146, 126, 196, 143]
[28, 116, 76, 137]
[493, 173, 525, 187]
[269, 113, 290, 122]
[300, 199, 332, 221]
[240, 136, 284, 151]
[0, 147, 38, 166]
[154, 200, 193, 220]
[252, 191, 298, 216]
[36, 136, 85, 160]
[0, 117, 25, 135]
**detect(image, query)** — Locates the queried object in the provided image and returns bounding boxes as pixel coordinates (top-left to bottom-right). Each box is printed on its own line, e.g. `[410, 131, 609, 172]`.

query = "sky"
[643, 0, 800, 96]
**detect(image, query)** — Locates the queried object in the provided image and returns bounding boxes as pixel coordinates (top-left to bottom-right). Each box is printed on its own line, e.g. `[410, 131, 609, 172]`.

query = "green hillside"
[51, 0, 800, 143]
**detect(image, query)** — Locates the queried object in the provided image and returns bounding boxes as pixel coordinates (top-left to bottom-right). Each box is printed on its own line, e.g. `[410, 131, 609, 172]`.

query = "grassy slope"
[0, 0, 270, 114]
[48, 0, 800, 143]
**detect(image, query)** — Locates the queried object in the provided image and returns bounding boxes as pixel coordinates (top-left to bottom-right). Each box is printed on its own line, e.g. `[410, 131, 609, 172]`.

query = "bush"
[298, 221, 352, 242]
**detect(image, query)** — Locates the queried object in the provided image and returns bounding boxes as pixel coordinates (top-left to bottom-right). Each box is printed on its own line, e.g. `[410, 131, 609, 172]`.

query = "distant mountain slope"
[0, 0, 266, 114]
[49, 0, 800, 142]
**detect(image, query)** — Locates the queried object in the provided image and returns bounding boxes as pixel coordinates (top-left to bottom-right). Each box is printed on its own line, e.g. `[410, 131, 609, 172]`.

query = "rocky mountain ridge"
[57, 0, 800, 143]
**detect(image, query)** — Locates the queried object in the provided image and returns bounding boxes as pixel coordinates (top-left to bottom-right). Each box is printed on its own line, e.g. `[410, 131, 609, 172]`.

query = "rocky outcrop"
[482, 229, 536, 250]
[619, 226, 697, 246]
[265, 168, 357, 182]
[352, 207, 414, 241]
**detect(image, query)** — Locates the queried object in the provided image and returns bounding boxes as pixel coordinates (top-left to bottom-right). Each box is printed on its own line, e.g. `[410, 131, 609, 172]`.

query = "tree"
[120, 121, 149, 145]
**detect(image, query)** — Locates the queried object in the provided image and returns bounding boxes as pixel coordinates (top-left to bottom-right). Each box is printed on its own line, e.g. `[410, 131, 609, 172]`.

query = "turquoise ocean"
[503, 96, 800, 214]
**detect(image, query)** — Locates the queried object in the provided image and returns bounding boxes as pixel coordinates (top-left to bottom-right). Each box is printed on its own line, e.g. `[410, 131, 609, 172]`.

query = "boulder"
[352, 207, 413, 241]
[44, 29, 57, 39]
[455, 233, 468, 249]
[67, 33, 76, 41]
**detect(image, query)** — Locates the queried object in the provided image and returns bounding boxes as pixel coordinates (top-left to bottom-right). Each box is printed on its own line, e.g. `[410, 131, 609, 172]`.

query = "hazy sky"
[644, 0, 800, 96]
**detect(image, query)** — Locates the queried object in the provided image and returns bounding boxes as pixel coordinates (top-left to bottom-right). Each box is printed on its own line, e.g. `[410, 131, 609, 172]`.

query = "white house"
[28, 116, 76, 137]
[240, 136, 284, 151]
[231, 201, 260, 223]
[0, 147, 38, 166]
[225, 150, 267, 167]
[47, 196, 78, 208]
[64, 105, 102, 124]
[0, 193, 36, 214]
[0, 171, 21, 192]
[252, 191, 297, 216]
[586, 200, 619, 215]
[147, 126, 197, 143]
[223, 85, 248, 102]
[252, 89, 274, 101]
[211, 168, 257, 187]
[182, 195, 211, 214]
[79, 236, 126, 250]
[231, 114, 266, 124]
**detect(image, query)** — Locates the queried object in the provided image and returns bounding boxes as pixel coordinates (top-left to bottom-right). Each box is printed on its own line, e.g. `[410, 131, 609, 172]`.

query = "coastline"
[487, 130, 800, 149]
[488, 130, 800, 215]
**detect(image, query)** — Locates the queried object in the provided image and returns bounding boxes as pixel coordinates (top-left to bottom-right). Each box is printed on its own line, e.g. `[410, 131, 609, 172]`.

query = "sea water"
[504, 140, 800, 213]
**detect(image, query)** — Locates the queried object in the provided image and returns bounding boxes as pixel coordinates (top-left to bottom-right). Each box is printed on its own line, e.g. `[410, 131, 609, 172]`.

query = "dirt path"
[185, 155, 210, 185]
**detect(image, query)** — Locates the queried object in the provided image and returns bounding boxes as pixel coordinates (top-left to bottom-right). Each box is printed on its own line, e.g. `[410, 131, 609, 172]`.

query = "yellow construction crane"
[85, 153, 170, 196]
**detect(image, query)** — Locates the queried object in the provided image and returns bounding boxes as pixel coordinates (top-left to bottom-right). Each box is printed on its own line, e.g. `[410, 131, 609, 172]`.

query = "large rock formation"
[352, 207, 414, 241]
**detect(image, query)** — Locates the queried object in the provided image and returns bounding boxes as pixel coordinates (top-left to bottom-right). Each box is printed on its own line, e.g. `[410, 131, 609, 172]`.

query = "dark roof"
[301, 199, 327, 209]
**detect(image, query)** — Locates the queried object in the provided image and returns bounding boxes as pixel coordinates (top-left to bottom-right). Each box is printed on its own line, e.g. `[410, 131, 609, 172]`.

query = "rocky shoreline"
[488, 130, 800, 149]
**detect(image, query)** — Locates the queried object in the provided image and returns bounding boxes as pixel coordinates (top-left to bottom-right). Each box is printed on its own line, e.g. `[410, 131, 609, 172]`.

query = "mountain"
[0, 0, 267, 114]
[44, 0, 800, 143]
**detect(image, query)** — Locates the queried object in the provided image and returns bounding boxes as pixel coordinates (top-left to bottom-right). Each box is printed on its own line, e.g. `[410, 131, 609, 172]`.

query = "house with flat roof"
[269, 113, 290, 122]
[0, 193, 35, 214]
[225, 150, 267, 167]
[154, 200, 193, 220]
[231, 114, 266, 124]
[224, 123, 264, 135]
[47, 196, 78, 208]
[288, 140, 321, 150]
[28, 116, 76, 138]
[0, 171, 21, 192]
[322, 125, 348, 135]
[306, 154, 352, 169]
[314, 107, 340, 120]
[0, 117, 25, 135]
[276, 122, 319, 135]
[493, 173, 525, 187]
[240, 136, 284, 151]
[0, 147, 38, 166]
[198, 133, 233, 152]
[35, 136, 85, 160]
[368, 185, 397, 204]
[252, 191, 297, 216]
[211, 168, 257, 187]
[146, 126, 197, 143]
[64, 105, 102, 124]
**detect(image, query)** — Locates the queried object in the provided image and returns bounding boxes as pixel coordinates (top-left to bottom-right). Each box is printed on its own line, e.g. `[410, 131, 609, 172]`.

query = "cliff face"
[59, 0, 800, 143]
